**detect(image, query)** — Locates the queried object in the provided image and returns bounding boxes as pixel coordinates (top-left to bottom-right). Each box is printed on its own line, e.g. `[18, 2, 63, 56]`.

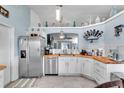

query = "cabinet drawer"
[94, 62, 106, 70]
[94, 72, 109, 84]
[94, 66, 106, 77]
[94, 74, 105, 84]
[94, 71, 110, 84]
[94, 69, 106, 79]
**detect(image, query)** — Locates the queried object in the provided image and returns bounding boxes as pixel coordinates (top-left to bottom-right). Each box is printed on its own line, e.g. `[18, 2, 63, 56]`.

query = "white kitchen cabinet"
[59, 56, 76, 75]
[93, 60, 124, 84]
[76, 57, 82, 74]
[81, 58, 94, 77]
[78, 57, 84, 74]
[59, 61, 68, 74]
[58, 57, 69, 75]
[68, 57, 77, 74]
[0, 70, 4, 88]
[83, 59, 90, 76]
[68, 61, 76, 74]
[59, 56, 81, 75]
[46, 55, 124, 85]
[93, 60, 110, 84]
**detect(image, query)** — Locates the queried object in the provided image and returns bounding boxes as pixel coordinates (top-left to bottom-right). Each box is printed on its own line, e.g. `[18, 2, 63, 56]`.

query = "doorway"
[0, 23, 15, 86]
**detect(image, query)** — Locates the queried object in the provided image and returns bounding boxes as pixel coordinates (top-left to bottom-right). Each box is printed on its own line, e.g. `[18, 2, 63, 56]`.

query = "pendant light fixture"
[56, 5, 64, 39]
[56, 5, 62, 22]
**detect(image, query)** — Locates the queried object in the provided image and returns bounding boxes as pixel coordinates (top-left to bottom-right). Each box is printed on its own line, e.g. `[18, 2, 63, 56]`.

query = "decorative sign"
[114, 24, 124, 37]
[0, 5, 9, 18]
[83, 29, 104, 43]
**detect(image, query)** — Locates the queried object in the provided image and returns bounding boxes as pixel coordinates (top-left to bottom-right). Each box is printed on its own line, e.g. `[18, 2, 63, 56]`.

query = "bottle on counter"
[107, 49, 113, 58]
[96, 49, 100, 56]
[91, 49, 95, 56]
[73, 21, 76, 27]
[87, 50, 92, 56]
[95, 16, 100, 23]
[99, 50, 103, 56]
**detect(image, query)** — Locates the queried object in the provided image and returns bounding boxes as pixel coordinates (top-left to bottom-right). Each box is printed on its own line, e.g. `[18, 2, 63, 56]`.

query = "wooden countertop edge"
[44, 54, 117, 64]
[0, 64, 7, 71]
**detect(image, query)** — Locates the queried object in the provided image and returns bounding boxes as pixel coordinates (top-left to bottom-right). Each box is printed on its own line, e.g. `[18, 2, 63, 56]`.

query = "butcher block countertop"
[92, 56, 117, 64]
[0, 64, 6, 71]
[44, 54, 118, 64]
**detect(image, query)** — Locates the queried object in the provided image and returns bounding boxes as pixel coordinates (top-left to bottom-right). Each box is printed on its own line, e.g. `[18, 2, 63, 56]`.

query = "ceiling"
[28, 5, 124, 27]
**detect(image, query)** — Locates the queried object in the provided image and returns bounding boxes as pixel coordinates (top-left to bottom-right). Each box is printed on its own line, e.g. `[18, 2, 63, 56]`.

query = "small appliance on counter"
[45, 49, 49, 55]
[45, 46, 50, 55]
[80, 49, 88, 55]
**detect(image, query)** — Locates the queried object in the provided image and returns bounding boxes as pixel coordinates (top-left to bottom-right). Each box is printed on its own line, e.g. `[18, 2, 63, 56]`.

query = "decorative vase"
[89, 16, 92, 25]
[95, 16, 100, 23]
[38, 23, 41, 27]
[45, 21, 48, 27]
[73, 21, 76, 27]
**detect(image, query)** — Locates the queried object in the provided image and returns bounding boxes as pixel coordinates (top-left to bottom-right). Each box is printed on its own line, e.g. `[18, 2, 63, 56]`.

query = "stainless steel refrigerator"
[18, 36, 45, 78]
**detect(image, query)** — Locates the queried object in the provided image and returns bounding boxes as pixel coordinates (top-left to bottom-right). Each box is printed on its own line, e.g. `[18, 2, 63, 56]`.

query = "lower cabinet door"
[59, 62, 66, 75]
[94, 73, 106, 84]
[59, 62, 69, 75]
[68, 62, 76, 74]
[81, 62, 84, 74]
[83, 59, 94, 77]
[77, 61, 82, 74]
[78, 58, 84, 74]
[83, 61, 90, 76]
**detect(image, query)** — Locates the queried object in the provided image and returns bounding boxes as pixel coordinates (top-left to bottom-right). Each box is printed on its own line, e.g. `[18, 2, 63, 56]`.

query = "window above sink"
[47, 33, 79, 49]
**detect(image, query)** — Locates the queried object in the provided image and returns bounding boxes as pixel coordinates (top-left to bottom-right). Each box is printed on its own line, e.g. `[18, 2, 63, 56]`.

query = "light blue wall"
[44, 11, 124, 52]
[105, 14, 124, 49]
[0, 5, 30, 55]
[104, 12, 124, 59]
[1, 5, 124, 56]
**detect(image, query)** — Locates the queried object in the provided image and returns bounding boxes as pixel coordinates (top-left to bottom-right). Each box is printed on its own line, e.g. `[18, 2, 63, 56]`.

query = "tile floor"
[6, 76, 97, 88]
